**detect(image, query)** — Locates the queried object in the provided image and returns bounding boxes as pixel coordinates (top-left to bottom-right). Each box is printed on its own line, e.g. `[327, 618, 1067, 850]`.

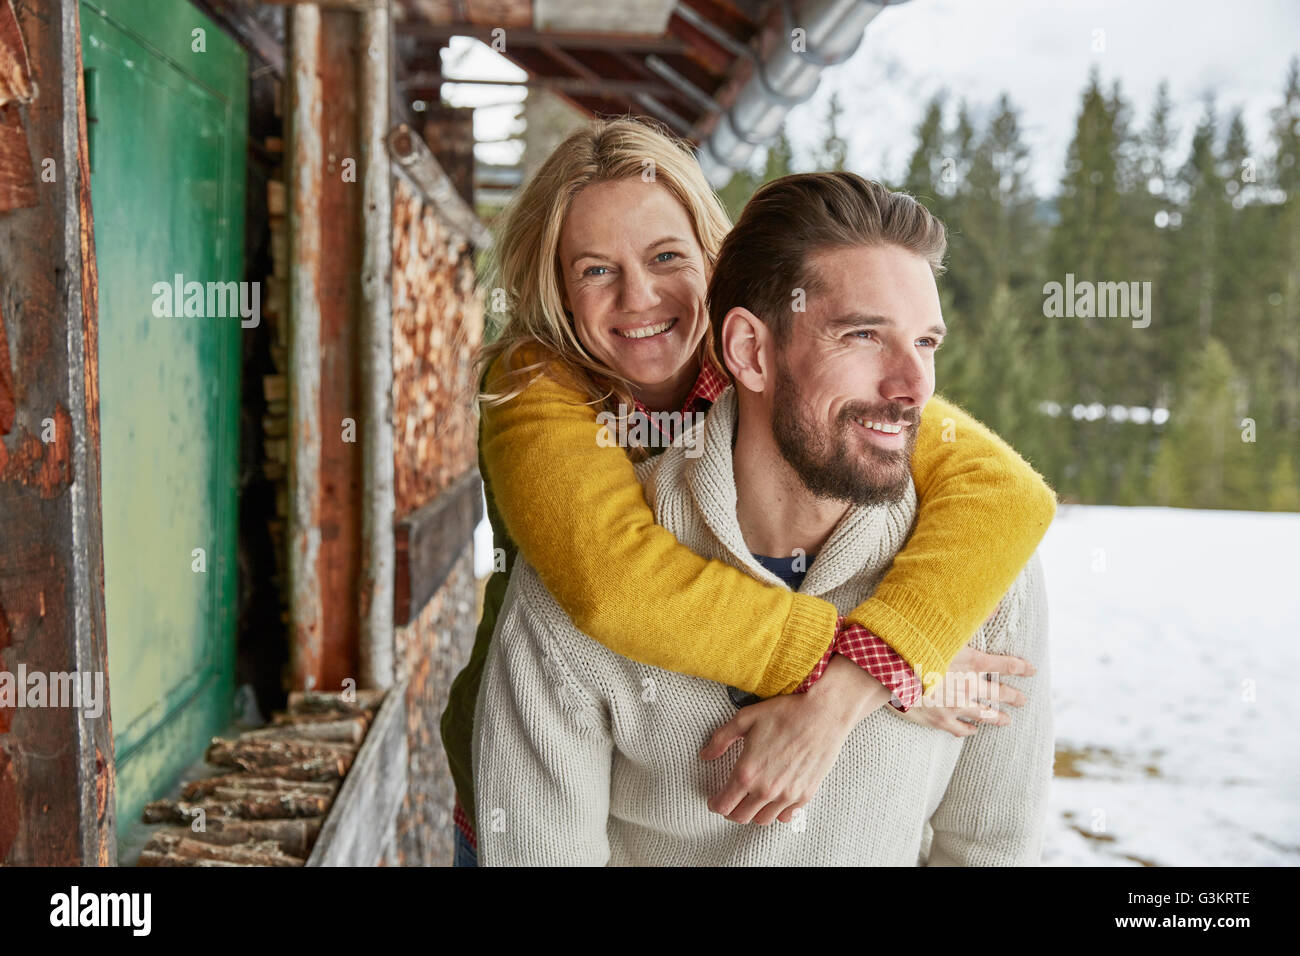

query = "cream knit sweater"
[472, 388, 1053, 866]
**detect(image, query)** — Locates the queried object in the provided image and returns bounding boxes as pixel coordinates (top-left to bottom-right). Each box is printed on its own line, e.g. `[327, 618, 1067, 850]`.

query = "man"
[472, 172, 1052, 866]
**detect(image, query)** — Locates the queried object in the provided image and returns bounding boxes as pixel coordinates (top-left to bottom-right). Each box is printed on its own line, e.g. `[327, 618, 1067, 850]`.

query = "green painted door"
[81, 0, 247, 837]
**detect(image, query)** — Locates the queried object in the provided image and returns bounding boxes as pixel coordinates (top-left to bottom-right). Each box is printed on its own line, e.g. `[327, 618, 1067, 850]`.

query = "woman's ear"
[720, 307, 772, 394]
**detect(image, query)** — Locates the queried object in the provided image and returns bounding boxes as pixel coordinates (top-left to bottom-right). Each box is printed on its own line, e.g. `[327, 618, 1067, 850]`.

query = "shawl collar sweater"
[473, 387, 1052, 866]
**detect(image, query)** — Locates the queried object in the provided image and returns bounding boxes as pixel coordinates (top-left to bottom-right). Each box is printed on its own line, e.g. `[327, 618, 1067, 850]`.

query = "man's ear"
[720, 307, 773, 394]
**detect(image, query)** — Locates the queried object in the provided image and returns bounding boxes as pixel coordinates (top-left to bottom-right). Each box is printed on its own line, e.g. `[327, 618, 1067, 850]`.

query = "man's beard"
[770, 357, 919, 507]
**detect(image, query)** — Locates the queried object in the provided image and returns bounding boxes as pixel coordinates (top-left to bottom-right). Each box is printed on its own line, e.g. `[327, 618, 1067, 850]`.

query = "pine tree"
[1266, 58, 1300, 440]
[1046, 70, 1133, 501]
[1266, 454, 1300, 511]
[1148, 338, 1255, 508]
[764, 128, 795, 181]
[1135, 82, 1179, 399]
[903, 94, 949, 206]
[716, 127, 798, 219]
[819, 91, 849, 172]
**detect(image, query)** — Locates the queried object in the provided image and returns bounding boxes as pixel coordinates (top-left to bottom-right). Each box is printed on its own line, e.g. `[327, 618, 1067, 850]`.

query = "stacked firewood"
[391, 173, 484, 517]
[137, 689, 384, 866]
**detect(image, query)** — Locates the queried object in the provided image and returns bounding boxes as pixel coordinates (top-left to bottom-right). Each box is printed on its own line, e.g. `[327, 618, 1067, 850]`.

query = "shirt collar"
[632, 356, 729, 418]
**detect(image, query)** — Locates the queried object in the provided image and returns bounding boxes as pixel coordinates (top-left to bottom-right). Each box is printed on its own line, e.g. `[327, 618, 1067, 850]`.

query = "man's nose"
[618, 263, 661, 313]
[879, 345, 932, 409]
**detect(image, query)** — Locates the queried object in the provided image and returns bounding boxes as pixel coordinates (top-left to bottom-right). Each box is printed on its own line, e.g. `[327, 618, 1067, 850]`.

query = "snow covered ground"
[1038, 505, 1300, 867]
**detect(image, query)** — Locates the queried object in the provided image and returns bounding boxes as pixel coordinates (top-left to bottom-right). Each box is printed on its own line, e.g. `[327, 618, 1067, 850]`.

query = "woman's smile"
[611, 317, 679, 340]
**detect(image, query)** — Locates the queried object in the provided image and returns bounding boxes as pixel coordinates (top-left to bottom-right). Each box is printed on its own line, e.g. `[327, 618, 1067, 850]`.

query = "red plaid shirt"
[630, 357, 731, 436]
[795, 619, 922, 711]
[453, 357, 921, 850]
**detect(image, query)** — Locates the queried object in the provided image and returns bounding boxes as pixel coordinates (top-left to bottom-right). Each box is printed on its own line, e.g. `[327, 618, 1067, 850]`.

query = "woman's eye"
[655, 251, 678, 263]
[584, 265, 609, 277]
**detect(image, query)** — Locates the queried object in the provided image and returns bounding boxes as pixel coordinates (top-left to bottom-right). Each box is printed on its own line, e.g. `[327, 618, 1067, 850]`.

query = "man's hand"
[894, 644, 1034, 737]
[699, 656, 890, 826]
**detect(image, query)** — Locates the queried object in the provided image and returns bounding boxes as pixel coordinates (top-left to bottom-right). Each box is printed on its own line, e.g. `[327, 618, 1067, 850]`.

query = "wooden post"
[0, 0, 115, 866]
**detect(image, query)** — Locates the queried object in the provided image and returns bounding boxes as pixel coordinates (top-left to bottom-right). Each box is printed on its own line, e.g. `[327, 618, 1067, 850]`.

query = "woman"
[441, 117, 1056, 867]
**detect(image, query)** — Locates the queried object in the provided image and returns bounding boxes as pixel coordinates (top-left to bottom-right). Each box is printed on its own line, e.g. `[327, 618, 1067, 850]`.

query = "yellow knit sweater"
[477, 348, 1057, 696]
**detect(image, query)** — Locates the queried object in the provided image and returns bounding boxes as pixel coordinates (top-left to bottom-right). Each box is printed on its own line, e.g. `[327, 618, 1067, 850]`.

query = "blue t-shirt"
[750, 552, 812, 590]
[726, 551, 816, 708]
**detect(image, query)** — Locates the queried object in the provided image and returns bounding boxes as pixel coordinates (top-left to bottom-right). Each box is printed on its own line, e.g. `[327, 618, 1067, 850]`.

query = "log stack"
[137, 689, 385, 866]
[391, 173, 484, 518]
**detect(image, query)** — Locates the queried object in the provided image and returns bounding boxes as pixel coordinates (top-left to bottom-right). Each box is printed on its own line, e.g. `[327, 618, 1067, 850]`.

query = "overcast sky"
[444, 0, 1300, 197]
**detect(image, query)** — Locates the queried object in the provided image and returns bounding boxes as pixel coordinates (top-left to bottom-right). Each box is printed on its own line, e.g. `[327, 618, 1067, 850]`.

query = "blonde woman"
[441, 117, 1056, 867]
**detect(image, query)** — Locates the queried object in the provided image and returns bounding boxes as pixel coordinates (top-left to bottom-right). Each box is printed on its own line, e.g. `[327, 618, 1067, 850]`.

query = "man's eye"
[850, 330, 875, 340]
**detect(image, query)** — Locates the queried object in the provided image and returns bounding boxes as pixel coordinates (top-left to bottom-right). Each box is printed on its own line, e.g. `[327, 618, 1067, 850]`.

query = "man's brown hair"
[707, 172, 948, 356]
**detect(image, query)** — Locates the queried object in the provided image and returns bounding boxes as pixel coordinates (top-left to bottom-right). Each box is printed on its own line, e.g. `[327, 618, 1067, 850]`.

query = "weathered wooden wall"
[0, 0, 114, 866]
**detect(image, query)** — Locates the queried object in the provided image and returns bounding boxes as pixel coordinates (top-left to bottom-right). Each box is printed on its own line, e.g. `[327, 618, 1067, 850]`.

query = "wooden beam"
[311, 8, 366, 691]
[0, 0, 114, 866]
[189, 0, 286, 75]
[387, 123, 491, 249]
[416, 73, 672, 98]
[260, 0, 379, 9]
[392, 469, 482, 627]
[665, 12, 738, 74]
[305, 681, 407, 866]
[537, 37, 602, 84]
[398, 23, 689, 55]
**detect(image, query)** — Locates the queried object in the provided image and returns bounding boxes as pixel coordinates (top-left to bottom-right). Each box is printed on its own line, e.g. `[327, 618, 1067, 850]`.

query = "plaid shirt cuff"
[794, 617, 922, 712]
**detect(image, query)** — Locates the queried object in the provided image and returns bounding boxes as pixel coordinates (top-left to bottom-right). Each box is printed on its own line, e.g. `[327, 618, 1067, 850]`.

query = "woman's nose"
[619, 263, 661, 313]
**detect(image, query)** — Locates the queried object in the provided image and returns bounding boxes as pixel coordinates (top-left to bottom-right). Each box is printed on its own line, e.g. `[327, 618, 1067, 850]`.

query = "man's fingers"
[699, 713, 752, 760]
[943, 717, 979, 738]
[707, 777, 749, 817]
[972, 649, 1036, 677]
[750, 800, 786, 827]
[776, 803, 802, 824]
[957, 704, 1010, 726]
[981, 680, 1027, 708]
[725, 792, 770, 825]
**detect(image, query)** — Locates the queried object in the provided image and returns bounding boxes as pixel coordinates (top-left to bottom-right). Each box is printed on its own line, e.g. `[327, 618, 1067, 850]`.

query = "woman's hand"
[699, 656, 890, 826]
[893, 644, 1034, 737]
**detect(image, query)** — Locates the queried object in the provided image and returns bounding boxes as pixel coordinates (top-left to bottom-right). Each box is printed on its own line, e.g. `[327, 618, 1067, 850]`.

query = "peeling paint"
[0, 300, 16, 434]
[0, 403, 74, 496]
[94, 746, 109, 824]
[0, 744, 17, 862]
[0, 0, 35, 105]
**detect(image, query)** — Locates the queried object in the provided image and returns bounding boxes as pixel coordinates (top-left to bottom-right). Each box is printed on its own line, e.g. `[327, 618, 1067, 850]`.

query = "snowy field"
[475, 499, 1300, 866]
[1038, 505, 1300, 867]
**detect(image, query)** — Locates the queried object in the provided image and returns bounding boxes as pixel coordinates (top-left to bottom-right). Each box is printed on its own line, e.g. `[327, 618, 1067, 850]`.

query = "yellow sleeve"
[481, 350, 838, 698]
[844, 393, 1058, 692]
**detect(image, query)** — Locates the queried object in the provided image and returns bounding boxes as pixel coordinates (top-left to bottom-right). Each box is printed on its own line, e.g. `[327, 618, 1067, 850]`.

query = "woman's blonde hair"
[477, 115, 732, 419]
